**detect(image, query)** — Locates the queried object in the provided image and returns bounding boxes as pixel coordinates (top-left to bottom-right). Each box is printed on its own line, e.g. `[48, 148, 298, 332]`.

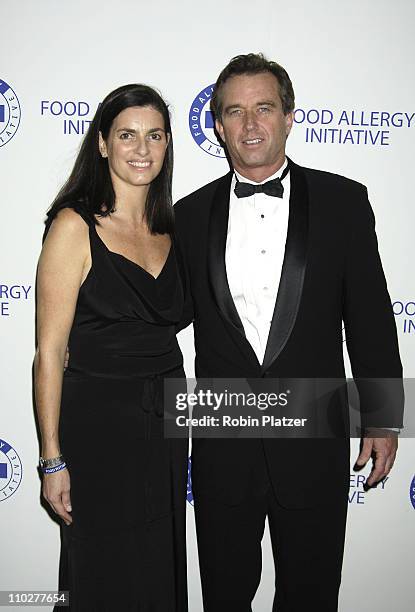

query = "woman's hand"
[42, 468, 73, 526]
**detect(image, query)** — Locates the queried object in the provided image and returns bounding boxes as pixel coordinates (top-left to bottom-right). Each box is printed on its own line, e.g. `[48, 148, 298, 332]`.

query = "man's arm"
[174, 201, 194, 333]
[342, 187, 403, 485]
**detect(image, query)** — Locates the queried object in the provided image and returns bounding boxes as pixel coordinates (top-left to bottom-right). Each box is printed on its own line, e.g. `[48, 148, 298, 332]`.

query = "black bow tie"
[234, 164, 290, 199]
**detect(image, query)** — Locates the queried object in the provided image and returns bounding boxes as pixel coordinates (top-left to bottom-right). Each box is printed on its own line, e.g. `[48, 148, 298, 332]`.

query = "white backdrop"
[1, 1, 414, 610]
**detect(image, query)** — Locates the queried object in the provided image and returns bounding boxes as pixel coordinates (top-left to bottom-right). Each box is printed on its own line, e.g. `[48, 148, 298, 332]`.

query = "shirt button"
[263, 286, 268, 291]
[261, 214, 265, 219]
[261, 249, 266, 254]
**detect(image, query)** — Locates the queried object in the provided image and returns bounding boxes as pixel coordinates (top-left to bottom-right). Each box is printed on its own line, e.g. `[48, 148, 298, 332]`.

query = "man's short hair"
[211, 53, 295, 121]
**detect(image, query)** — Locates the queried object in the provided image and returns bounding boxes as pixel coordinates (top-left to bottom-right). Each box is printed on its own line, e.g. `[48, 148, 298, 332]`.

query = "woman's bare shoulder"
[45, 207, 91, 246]
[42, 208, 91, 262]
[51, 207, 89, 232]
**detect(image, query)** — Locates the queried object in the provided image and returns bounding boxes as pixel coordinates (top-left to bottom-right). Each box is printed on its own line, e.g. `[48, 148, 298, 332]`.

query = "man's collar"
[234, 157, 288, 185]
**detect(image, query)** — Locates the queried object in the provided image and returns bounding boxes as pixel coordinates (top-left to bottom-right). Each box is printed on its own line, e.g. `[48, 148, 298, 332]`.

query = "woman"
[34, 84, 188, 611]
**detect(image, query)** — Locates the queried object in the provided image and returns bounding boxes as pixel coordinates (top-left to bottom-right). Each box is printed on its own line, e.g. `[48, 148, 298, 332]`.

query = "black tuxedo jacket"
[174, 159, 403, 508]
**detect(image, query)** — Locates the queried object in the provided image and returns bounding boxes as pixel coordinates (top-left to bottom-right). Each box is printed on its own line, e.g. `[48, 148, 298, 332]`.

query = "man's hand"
[355, 431, 398, 487]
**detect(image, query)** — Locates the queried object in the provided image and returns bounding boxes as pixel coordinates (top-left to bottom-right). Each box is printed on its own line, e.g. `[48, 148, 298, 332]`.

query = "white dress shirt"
[225, 159, 290, 364]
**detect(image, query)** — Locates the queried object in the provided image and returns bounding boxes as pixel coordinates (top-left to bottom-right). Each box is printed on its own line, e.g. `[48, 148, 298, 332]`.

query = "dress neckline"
[92, 223, 173, 281]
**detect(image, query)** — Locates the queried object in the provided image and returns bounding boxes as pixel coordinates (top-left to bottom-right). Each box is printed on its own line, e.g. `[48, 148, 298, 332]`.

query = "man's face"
[215, 72, 293, 181]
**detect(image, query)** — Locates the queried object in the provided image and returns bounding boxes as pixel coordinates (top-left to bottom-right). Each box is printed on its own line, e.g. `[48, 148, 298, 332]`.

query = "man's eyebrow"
[224, 100, 277, 112]
[224, 104, 243, 113]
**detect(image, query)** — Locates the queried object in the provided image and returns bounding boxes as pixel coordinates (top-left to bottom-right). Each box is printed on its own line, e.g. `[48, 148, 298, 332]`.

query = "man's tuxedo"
[174, 159, 403, 509]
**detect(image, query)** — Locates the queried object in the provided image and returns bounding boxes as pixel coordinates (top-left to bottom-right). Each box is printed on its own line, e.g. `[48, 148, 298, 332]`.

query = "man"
[174, 53, 403, 611]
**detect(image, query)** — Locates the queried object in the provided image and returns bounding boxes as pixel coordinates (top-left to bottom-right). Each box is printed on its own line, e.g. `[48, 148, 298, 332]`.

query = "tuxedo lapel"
[207, 172, 260, 367]
[261, 161, 309, 373]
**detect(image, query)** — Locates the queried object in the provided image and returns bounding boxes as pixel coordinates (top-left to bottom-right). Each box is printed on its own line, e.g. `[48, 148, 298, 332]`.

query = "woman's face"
[99, 105, 169, 191]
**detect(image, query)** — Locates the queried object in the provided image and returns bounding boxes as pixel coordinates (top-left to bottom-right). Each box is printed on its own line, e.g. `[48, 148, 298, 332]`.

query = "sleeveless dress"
[55, 217, 188, 611]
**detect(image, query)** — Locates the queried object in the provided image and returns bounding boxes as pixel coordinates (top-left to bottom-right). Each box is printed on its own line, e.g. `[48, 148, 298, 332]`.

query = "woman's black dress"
[55, 217, 188, 611]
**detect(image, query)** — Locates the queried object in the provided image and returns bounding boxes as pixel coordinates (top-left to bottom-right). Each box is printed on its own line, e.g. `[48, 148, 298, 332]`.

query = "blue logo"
[186, 456, 194, 505]
[410, 475, 415, 510]
[188, 84, 225, 158]
[0, 438, 23, 502]
[0, 79, 21, 147]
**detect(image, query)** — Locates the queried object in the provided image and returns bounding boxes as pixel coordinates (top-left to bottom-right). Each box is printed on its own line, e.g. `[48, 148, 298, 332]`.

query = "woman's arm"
[34, 208, 90, 525]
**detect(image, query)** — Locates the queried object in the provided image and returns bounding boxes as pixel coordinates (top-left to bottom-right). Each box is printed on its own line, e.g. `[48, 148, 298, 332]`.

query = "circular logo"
[0, 79, 21, 147]
[410, 475, 415, 510]
[188, 84, 226, 158]
[0, 438, 23, 501]
[186, 456, 194, 506]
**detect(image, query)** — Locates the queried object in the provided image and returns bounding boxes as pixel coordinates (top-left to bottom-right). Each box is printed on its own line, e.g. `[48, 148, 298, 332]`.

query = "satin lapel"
[207, 172, 260, 367]
[261, 161, 309, 373]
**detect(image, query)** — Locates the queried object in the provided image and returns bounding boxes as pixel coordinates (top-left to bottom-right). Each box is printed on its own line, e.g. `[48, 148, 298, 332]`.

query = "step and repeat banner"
[1, 1, 414, 610]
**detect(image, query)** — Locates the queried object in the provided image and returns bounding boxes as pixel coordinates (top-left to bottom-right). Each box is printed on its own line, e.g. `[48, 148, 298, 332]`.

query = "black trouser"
[194, 480, 348, 612]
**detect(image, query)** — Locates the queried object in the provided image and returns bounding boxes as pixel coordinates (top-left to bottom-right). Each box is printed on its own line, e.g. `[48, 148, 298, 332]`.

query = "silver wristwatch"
[39, 454, 65, 469]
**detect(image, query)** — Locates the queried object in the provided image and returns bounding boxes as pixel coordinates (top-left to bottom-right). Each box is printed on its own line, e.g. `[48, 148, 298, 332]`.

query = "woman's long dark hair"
[45, 84, 174, 234]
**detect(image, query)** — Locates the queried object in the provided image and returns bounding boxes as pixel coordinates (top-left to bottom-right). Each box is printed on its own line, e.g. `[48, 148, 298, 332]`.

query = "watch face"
[39, 456, 61, 467]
